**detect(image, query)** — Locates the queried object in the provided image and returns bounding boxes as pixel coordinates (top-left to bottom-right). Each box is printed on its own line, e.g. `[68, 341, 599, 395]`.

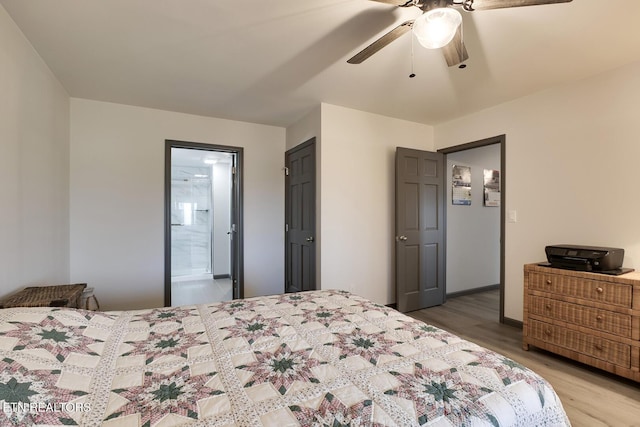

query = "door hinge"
[285, 223, 289, 232]
[232, 166, 236, 175]
[283, 167, 289, 176]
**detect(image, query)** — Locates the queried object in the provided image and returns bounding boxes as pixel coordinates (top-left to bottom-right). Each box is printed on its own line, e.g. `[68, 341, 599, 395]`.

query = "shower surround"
[171, 165, 212, 277]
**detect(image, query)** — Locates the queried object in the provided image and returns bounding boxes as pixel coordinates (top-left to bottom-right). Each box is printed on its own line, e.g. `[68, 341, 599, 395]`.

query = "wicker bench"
[0, 284, 87, 309]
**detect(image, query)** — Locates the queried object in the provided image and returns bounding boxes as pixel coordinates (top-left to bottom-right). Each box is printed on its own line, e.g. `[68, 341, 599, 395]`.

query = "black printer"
[544, 244, 627, 274]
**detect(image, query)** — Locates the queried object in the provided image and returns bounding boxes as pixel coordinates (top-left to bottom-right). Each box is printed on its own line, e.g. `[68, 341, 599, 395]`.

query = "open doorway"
[164, 140, 243, 307]
[439, 135, 506, 323]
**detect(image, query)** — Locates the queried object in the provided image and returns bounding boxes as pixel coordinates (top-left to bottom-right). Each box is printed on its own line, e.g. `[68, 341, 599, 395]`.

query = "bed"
[0, 290, 570, 426]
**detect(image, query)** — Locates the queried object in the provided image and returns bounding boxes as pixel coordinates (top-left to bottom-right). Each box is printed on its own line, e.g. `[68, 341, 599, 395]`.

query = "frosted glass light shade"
[413, 8, 462, 49]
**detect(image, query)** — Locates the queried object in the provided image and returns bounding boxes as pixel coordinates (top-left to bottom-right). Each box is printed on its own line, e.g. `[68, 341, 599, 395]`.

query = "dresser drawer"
[528, 272, 632, 308]
[529, 296, 632, 338]
[529, 319, 631, 368]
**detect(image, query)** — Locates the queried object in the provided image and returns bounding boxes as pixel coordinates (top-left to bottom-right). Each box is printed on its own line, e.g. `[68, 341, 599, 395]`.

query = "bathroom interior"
[170, 147, 234, 306]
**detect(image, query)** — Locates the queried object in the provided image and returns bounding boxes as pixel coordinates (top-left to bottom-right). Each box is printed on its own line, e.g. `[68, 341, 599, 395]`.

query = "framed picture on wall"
[452, 165, 471, 205]
[483, 169, 500, 207]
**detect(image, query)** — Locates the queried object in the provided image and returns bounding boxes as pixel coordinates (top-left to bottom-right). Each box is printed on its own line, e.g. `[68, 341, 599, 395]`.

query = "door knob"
[305, 237, 315, 243]
[398, 235, 408, 241]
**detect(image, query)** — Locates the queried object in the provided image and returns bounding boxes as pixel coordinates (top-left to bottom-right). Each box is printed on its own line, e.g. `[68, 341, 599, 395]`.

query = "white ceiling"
[3, 0, 640, 127]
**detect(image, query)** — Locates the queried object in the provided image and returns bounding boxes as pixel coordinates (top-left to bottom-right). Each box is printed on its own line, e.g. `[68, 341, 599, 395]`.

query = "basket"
[0, 283, 87, 308]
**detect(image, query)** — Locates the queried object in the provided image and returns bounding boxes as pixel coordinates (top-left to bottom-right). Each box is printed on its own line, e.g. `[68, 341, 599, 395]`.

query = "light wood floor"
[407, 290, 640, 427]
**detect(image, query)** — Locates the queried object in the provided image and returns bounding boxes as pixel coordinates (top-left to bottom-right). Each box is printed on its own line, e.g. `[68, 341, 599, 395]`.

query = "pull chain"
[409, 28, 416, 78]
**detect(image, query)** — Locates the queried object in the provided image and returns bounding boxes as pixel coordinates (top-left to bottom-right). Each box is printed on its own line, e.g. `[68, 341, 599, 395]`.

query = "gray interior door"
[230, 153, 242, 299]
[285, 138, 316, 293]
[396, 147, 445, 312]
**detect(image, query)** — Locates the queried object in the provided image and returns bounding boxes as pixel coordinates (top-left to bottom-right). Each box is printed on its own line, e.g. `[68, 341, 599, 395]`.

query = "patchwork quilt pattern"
[0, 290, 571, 426]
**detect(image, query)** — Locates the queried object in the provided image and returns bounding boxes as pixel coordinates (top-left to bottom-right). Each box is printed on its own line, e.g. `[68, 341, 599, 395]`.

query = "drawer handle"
[546, 279, 552, 285]
[544, 328, 552, 336]
[596, 287, 604, 294]
[594, 343, 604, 351]
[596, 315, 604, 322]
[545, 304, 552, 311]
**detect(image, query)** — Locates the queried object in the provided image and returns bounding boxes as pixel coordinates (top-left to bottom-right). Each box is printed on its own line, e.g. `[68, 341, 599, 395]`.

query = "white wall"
[446, 144, 501, 294]
[286, 106, 321, 151]
[0, 6, 70, 298]
[435, 60, 640, 321]
[321, 104, 434, 305]
[70, 99, 285, 310]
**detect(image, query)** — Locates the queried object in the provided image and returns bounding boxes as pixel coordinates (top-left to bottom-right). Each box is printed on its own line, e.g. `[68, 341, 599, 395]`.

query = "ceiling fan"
[347, 0, 573, 67]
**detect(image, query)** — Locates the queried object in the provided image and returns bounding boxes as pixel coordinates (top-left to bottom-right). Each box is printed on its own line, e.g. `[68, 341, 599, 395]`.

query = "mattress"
[0, 289, 570, 426]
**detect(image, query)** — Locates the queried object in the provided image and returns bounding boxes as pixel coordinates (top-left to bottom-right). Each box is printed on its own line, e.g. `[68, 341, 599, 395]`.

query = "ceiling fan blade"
[347, 21, 413, 64]
[464, 0, 572, 11]
[441, 24, 468, 67]
[368, 0, 417, 6]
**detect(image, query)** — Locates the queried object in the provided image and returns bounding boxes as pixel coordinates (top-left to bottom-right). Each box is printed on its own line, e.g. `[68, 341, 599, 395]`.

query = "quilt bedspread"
[0, 290, 570, 426]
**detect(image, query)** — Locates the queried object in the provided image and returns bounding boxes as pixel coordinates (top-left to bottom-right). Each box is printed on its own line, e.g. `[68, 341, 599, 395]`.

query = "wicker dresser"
[523, 263, 640, 382]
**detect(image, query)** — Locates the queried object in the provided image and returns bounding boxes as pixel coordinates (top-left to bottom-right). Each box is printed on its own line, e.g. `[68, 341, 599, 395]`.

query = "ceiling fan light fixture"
[413, 7, 462, 49]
